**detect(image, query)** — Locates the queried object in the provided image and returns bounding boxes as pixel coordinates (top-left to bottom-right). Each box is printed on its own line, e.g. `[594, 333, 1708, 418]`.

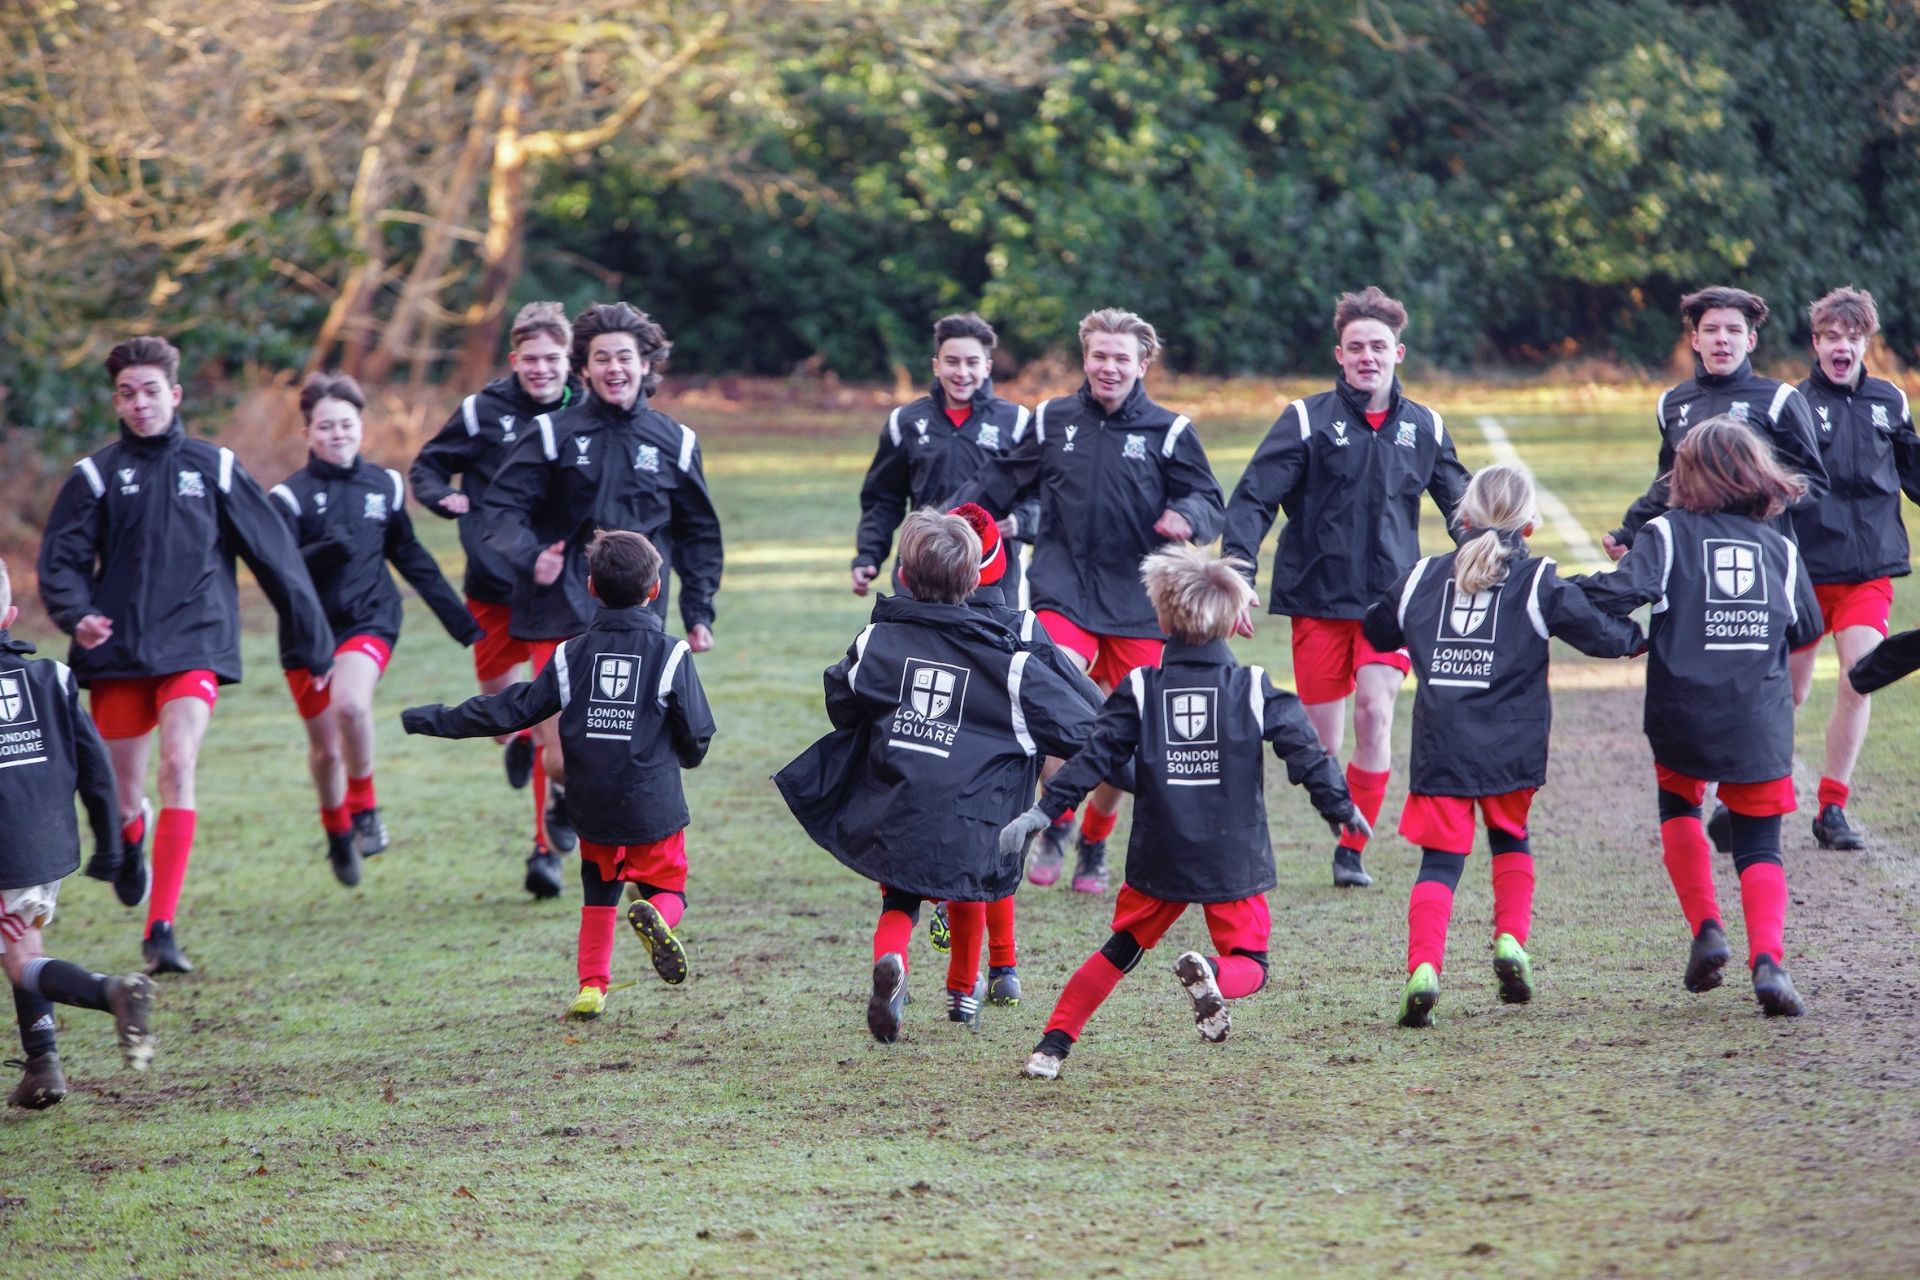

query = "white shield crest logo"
[910, 666, 956, 720]
[1712, 544, 1756, 599]
[1449, 588, 1494, 636]
[1873, 403, 1890, 428]
[1817, 406, 1832, 432]
[0, 676, 20, 722]
[119, 468, 136, 484]
[500, 415, 516, 440]
[597, 657, 633, 701]
[1170, 693, 1209, 741]
[1729, 401, 1750, 422]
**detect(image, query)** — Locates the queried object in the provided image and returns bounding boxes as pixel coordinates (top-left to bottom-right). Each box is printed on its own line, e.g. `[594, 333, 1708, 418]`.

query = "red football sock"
[1738, 862, 1788, 969]
[1080, 806, 1119, 843]
[345, 773, 376, 815]
[121, 809, 147, 847]
[1338, 765, 1390, 851]
[873, 908, 915, 971]
[145, 807, 197, 931]
[944, 900, 987, 994]
[320, 804, 352, 836]
[1406, 879, 1455, 973]
[1490, 852, 1535, 945]
[1050, 807, 1076, 829]
[648, 891, 685, 929]
[1660, 817, 1720, 936]
[1213, 954, 1267, 999]
[985, 896, 1017, 968]
[577, 905, 618, 992]
[1816, 776, 1850, 810]
[1044, 951, 1126, 1041]
[531, 747, 549, 850]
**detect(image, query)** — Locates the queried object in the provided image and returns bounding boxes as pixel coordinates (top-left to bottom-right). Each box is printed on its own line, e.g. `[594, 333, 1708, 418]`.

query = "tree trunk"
[456, 59, 531, 390]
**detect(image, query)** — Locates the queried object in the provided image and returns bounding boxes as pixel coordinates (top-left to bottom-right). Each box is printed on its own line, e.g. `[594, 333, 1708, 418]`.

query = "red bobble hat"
[948, 503, 1006, 586]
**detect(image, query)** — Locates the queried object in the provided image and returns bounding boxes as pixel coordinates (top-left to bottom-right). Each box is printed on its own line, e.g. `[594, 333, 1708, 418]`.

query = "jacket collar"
[1074, 378, 1150, 423]
[306, 451, 364, 482]
[492, 372, 582, 417]
[1161, 637, 1236, 667]
[870, 593, 1018, 650]
[1692, 357, 1754, 390]
[931, 377, 995, 415]
[1334, 373, 1402, 422]
[583, 388, 651, 427]
[0, 629, 34, 657]
[591, 603, 664, 631]
[118, 419, 186, 454]
[1806, 362, 1866, 397]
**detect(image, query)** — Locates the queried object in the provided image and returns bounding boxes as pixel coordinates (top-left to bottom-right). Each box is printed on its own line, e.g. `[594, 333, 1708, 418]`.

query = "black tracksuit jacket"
[1038, 639, 1352, 903]
[271, 454, 483, 653]
[37, 422, 336, 684]
[854, 381, 1041, 599]
[479, 391, 724, 641]
[956, 381, 1225, 638]
[773, 595, 1102, 902]
[1790, 367, 1920, 584]
[410, 374, 582, 604]
[1578, 509, 1822, 783]
[1613, 359, 1827, 549]
[967, 589, 1105, 709]
[402, 605, 713, 846]
[0, 633, 121, 889]
[1223, 375, 1472, 620]
[1361, 548, 1644, 797]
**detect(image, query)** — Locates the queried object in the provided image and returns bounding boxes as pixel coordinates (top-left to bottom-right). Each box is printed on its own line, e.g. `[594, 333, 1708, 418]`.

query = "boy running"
[958, 308, 1225, 894]
[1581, 418, 1822, 1017]
[403, 532, 713, 1021]
[479, 303, 724, 898]
[1003, 545, 1362, 1079]
[273, 373, 483, 886]
[0, 558, 156, 1109]
[37, 337, 334, 974]
[776, 510, 1102, 1041]
[411, 302, 582, 848]
[1360, 465, 1643, 1027]
[1785, 288, 1920, 849]
[1223, 286, 1471, 889]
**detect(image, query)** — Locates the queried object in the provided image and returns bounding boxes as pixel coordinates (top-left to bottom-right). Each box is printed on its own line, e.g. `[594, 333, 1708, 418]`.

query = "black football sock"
[22, 957, 110, 1012]
[14, 986, 56, 1058]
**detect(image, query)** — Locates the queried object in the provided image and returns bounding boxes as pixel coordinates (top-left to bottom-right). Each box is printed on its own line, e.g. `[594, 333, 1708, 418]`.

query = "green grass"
[2, 397, 1916, 1278]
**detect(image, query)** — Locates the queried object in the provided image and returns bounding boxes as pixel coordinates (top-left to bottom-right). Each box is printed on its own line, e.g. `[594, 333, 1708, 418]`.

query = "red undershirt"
[944, 405, 971, 428]
[1364, 408, 1389, 431]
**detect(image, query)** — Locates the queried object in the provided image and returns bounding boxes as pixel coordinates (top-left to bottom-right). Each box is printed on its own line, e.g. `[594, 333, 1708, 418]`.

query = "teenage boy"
[958, 308, 1225, 894]
[403, 532, 713, 1021]
[0, 559, 156, 1108]
[37, 337, 334, 974]
[1222, 286, 1470, 889]
[480, 303, 724, 898]
[412, 302, 583, 865]
[775, 509, 1103, 1041]
[1785, 287, 1920, 849]
[852, 312, 1038, 605]
[1001, 545, 1363, 1079]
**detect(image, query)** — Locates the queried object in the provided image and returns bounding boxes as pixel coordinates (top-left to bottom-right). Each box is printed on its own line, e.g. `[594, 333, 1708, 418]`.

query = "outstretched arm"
[402, 658, 564, 739]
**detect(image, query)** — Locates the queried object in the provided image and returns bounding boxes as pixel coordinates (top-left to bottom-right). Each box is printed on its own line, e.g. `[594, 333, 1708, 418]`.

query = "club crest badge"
[1437, 581, 1501, 645]
[1122, 433, 1147, 461]
[1706, 540, 1761, 601]
[500, 415, 517, 442]
[890, 658, 970, 756]
[1063, 424, 1079, 453]
[0, 673, 34, 725]
[1164, 687, 1217, 745]
[636, 444, 660, 473]
[977, 423, 1001, 450]
[1395, 420, 1418, 448]
[363, 492, 388, 521]
[1729, 401, 1751, 422]
[574, 435, 592, 466]
[593, 654, 639, 703]
[1872, 403, 1891, 429]
[177, 469, 205, 498]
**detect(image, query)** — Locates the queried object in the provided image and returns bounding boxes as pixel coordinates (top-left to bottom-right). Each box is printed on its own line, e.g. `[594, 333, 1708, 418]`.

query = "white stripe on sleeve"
[75, 457, 104, 498]
[553, 641, 573, 710]
[1525, 559, 1552, 639]
[657, 640, 690, 709]
[217, 447, 236, 493]
[462, 395, 480, 437]
[1162, 415, 1192, 457]
[270, 484, 300, 515]
[1007, 650, 1036, 757]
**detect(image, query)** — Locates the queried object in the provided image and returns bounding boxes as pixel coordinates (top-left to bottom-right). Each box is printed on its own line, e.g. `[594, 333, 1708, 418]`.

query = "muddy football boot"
[1332, 845, 1373, 888]
[1684, 920, 1731, 993]
[6, 1053, 68, 1110]
[1398, 963, 1440, 1028]
[1811, 804, 1865, 851]
[142, 921, 193, 976]
[115, 799, 154, 908]
[1173, 951, 1231, 1043]
[987, 965, 1022, 1006]
[524, 848, 564, 900]
[544, 787, 578, 854]
[105, 973, 156, 1071]
[627, 898, 690, 985]
[1493, 933, 1534, 1005]
[868, 953, 907, 1044]
[1751, 958, 1805, 1017]
[1070, 835, 1110, 894]
[352, 807, 390, 858]
[566, 986, 606, 1021]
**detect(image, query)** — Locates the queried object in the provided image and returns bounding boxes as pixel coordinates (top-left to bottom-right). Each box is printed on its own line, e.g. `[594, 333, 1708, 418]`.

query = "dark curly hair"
[571, 303, 671, 395]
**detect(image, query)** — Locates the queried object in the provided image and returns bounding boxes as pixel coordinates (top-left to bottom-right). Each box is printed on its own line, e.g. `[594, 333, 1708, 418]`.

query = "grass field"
[2, 392, 1916, 1279]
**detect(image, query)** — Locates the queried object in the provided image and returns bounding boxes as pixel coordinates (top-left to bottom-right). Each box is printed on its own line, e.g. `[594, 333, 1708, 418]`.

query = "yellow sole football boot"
[566, 986, 606, 1021]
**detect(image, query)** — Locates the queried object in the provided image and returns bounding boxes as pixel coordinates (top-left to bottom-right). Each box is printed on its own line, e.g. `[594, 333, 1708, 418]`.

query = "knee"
[1352, 692, 1392, 746]
[1098, 930, 1145, 974]
[334, 694, 374, 731]
[1657, 788, 1702, 825]
[156, 747, 197, 795]
[1415, 848, 1467, 890]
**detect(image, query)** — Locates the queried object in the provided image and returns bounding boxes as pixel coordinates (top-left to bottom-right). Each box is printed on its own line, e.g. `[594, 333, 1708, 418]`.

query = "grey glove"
[999, 806, 1051, 858]
[1325, 806, 1372, 842]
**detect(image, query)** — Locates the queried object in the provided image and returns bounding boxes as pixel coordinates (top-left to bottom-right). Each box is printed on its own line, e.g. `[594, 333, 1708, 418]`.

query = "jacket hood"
[1692, 357, 1755, 390]
[591, 603, 665, 632]
[0, 630, 34, 657]
[1334, 373, 1403, 421]
[1074, 378, 1152, 423]
[869, 593, 1018, 651]
[118, 419, 187, 453]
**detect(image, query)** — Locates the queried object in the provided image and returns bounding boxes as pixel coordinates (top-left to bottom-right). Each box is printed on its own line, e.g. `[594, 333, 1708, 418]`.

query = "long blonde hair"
[1453, 464, 1538, 595]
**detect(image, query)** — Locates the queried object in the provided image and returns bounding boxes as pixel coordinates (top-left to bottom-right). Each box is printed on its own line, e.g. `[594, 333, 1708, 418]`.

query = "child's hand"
[533, 540, 567, 586]
[75, 613, 113, 649]
[1327, 807, 1372, 841]
[1232, 604, 1255, 639]
[999, 806, 1050, 857]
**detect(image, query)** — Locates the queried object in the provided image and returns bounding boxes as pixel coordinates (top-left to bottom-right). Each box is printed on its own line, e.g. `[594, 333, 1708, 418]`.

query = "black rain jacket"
[37, 422, 335, 684]
[0, 633, 120, 889]
[1223, 375, 1470, 620]
[480, 390, 724, 641]
[272, 454, 483, 652]
[1361, 547, 1643, 797]
[1039, 639, 1350, 903]
[411, 374, 581, 604]
[957, 380, 1224, 638]
[1790, 367, 1920, 584]
[402, 605, 712, 846]
[774, 595, 1101, 902]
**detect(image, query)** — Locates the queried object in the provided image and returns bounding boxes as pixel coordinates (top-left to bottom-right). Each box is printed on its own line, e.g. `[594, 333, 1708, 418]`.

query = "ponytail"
[1451, 463, 1538, 596]
[1455, 529, 1519, 595]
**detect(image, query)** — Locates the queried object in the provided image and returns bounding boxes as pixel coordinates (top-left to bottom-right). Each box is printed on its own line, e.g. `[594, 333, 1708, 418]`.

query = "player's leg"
[1028, 611, 1097, 886]
[623, 831, 689, 985]
[942, 900, 988, 1026]
[1172, 893, 1272, 1045]
[1484, 790, 1538, 1004]
[1339, 654, 1409, 885]
[1024, 887, 1182, 1078]
[143, 681, 214, 974]
[1395, 793, 1475, 1027]
[984, 895, 1020, 1005]
[2, 893, 153, 1108]
[1812, 623, 1883, 850]
[568, 847, 624, 1020]
[297, 689, 358, 887]
[331, 644, 389, 858]
[1653, 766, 1728, 996]
[868, 887, 921, 1043]
[1721, 779, 1803, 1017]
[94, 681, 157, 908]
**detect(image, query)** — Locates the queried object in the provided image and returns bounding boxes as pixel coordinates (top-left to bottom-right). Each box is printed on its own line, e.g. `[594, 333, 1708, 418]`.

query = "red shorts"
[285, 635, 393, 720]
[579, 832, 687, 893]
[528, 638, 562, 675]
[1655, 765, 1797, 817]
[1793, 578, 1893, 651]
[468, 598, 531, 682]
[1110, 884, 1271, 956]
[1289, 616, 1411, 704]
[1033, 611, 1163, 690]
[90, 670, 219, 740]
[1398, 788, 1537, 852]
